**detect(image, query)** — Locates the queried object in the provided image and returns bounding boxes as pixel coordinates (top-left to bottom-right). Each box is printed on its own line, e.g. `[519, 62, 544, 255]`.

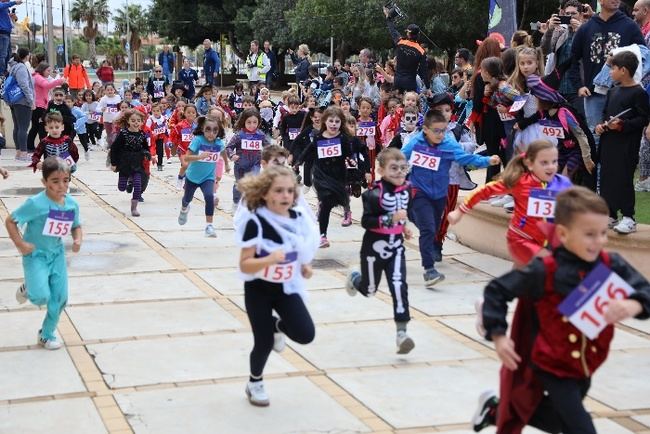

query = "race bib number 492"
[558, 264, 635, 339]
[317, 138, 342, 159]
[42, 209, 74, 238]
[539, 120, 565, 139]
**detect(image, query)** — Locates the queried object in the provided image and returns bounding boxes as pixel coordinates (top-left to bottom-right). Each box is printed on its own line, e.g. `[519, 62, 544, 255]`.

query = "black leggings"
[181, 178, 214, 217]
[86, 123, 100, 145]
[155, 138, 164, 167]
[78, 133, 89, 152]
[244, 285, 315, 379]
[27, 107, 46, 151]
[527, 370, 595, 434]
[318, 200, 335, 237]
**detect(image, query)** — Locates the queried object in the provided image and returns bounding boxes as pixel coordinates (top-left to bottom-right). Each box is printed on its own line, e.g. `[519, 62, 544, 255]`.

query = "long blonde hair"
[508, 47, 545, 93]
[237, 166, 299, 211]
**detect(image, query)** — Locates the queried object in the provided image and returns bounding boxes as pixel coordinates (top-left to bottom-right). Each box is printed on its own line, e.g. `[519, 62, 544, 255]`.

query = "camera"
[558, 15, 572, 25]
[385, 1, 405, 22]
[530, 21, 540, 31]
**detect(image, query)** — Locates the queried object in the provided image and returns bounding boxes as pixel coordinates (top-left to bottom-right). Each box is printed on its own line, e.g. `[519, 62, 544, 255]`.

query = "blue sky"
[20, 0, 152, 31]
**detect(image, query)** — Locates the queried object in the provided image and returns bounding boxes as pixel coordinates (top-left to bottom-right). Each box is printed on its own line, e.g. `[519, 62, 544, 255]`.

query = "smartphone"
[530, 22, 539, 31]
[559, 15, 572, 25]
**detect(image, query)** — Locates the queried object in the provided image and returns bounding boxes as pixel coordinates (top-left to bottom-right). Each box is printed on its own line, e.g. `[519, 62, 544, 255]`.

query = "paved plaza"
[1, 148, 650, 434]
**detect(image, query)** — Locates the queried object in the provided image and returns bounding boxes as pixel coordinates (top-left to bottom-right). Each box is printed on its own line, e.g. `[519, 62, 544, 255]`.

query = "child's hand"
[404, 226, 413, 240]
[494, 335, 521, 371]
[72, 239, 81, 253]
[604, 299, 643, 324]
[364, 173, 372, 184]
[513, 123, 520, 131]
[231, 155, 240, 162]
[584, 159, 596, 174]
[36, 161, 43, 170]
[595, 124, 605, 135]
[111, 165, 117, 172]
[489, 155, 501, 166]
[18, 241, 35, 256]
[198, 152, 211, 160]
[225, 165, 231, 173]
[269, 249, 285, 264]
[393, 209, 407, 223]
[0, 167, 8, 179]
[609, 119, 623, 132]
[447, 209, 463, 225]
[496, 104, 508, 114]
[301, 264, 313, 279]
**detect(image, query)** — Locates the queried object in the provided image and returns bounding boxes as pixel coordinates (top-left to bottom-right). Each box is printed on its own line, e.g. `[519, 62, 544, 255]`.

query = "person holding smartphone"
[539, 0, 585, 116]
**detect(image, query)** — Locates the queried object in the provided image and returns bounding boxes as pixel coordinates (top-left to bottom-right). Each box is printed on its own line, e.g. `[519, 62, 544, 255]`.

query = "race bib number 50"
[559, 264, 635, 339]
[42, 209, 74, 238]
[199, 144, 220, 162]
[317, 138, 342, 159]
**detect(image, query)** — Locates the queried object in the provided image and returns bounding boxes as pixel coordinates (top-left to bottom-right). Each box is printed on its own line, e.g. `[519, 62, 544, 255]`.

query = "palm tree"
[70, 0, 110, 67]
[113, 5, 150, 71]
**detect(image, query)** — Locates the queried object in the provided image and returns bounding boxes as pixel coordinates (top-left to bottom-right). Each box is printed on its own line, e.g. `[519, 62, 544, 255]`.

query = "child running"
[145, 102, 170, 171]
[478, 186, 650, 434]
[64, 95, 90, 161]
[236, 165, 320, 407]
[109, 109, 150, 217]
[346, 148, 415, 354]
[227, 108, 271, 214]
[177, 116, 225, 237]
[402, 110, 499, 287]
[169, 104, 198, 189]
[30, 113, 79, 173]
[6, 156, 83, 350]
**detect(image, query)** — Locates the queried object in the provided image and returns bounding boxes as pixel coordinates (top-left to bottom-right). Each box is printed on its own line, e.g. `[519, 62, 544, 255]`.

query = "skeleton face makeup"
[260, 107, 274, 123]
[401, 113, 418, 132]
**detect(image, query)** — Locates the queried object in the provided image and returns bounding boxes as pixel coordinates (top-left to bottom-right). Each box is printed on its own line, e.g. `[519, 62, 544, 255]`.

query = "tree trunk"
[88, 38, 97, 67]
[227, 31, 246, 61]
[519, 0, 530, 30]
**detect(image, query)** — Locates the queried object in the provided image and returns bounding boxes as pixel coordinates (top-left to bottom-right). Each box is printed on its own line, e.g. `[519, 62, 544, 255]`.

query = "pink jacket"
[33, 73, 65, 109]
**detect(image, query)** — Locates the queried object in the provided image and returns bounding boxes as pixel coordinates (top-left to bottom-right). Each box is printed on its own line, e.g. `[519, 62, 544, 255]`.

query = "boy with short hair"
[31, 112, 79, 173]
[261, 144, 290, 169]
[346, 148, 415, 354]
[46, 87, 75, 136]
[476, 186, 650, 433]
[401, 110, 499, 287]
[278, 96, 306, 157]
[595, 51, 650, 234]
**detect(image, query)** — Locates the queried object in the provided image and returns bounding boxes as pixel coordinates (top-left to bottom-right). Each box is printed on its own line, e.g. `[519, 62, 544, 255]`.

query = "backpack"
[1, 73, 25, 105]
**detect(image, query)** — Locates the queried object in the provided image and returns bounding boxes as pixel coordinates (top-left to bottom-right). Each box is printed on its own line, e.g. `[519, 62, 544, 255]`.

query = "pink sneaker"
[319, 236, 330, 248]
[341, 211, 352, 227]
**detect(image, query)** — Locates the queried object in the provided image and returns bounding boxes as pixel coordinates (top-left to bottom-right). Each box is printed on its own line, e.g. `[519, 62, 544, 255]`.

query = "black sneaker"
[126, 181, 133, 193]
[471, 389, 498, 432]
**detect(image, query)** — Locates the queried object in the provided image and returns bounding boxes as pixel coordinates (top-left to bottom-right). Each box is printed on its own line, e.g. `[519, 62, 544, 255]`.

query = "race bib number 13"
[42, 209, 74, 238]
[558, 264, 635, 339]
[527, 189, 557, 218]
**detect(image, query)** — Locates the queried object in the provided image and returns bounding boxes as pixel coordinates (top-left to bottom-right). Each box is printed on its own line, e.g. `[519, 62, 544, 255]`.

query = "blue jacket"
[178, 67, 199, 97]
[0, 1, 16, 34]
[71, 106, 87, 135]
[593, 44, 650, 90]
[158, 51, 175, 74]
[203, 48, 221, 77]
[402, 131, 492, 200]
[291, 53, 310, 83]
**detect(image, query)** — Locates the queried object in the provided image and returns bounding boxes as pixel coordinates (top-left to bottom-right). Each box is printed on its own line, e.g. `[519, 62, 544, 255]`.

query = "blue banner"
[488, 0, 517, 47]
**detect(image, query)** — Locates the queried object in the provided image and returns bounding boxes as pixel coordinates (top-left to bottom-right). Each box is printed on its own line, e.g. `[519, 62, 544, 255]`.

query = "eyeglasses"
[426, 127, 446, 135]
[154, 70, 162, 73]
[386, 164, 409, 173]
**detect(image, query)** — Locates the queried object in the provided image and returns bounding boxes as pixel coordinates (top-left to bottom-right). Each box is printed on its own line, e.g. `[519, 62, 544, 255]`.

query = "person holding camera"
[245, 40, 271, 96]
[0, 0, 22, 78]
[539, 0, 585, 114]
[383, 5, 430, 95]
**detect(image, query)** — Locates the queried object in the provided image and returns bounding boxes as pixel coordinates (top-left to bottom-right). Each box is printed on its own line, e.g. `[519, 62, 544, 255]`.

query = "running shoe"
[245, 381, 270, 407]
[396, 331, 415, 354]
[178, 205, 190, 225]
[471, 389, 498, 432]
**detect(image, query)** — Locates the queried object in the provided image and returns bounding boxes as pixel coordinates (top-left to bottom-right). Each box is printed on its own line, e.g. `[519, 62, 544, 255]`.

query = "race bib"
[199, 144, 220, 162]
[288, 128, 300, 140]
[153, 126, 166, 135]
[410, 146, 442, 171]
[356, 121, 376, 137]
[499, 111, 516, 122]
[539, 120, 565, 139]
[181, 128, 193, 143]
[106, 104, 118, 114]
[527, 189, 557, 218]
[42, 209, 74, 238]
[59, 151, 75, 167]
[509, 95, 528, 113]
[89, 112, 102, 122]
[154, 91, 164, 98]
[241, 133, 264, 151]
[317, 137, 342, 159]
[558, 264, 636, 339]
[258, 251, 298, 283]
[234, 101, 243, 109]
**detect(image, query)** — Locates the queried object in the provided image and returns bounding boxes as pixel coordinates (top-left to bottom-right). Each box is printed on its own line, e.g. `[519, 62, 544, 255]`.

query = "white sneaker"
[608, 217, 619, 229]
[474, 298, 486, 337]
[635, 178, 650, 192]
[15, 283, 27, 304]
[613, 216, 637, 234]
[490, 195, 512, 207]
[273, 332, 286, 352]
[204, 224, 217, 238]
[37, 332, 62, 350]
[246, 381, 270, 406]
[84, 151, 90, 161]
[396, 331, 415, 354]
[175, 177, 184, 189]
[502, 196, 515, 209]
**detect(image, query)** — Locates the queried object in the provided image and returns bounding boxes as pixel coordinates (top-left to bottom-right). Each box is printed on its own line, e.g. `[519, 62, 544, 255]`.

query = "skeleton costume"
[356, 179, 412, 323]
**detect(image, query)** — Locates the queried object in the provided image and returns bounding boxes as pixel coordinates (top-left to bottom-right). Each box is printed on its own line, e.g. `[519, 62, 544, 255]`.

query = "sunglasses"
[154, 70, 162, 73]
[386, 164, 409, 173]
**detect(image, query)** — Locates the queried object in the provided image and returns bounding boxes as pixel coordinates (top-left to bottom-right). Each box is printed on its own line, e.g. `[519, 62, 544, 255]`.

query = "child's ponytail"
[500, 140, 555, 188]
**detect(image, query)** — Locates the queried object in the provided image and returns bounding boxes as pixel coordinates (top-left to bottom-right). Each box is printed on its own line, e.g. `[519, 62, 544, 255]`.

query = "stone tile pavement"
[1, 148, 650, 433]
